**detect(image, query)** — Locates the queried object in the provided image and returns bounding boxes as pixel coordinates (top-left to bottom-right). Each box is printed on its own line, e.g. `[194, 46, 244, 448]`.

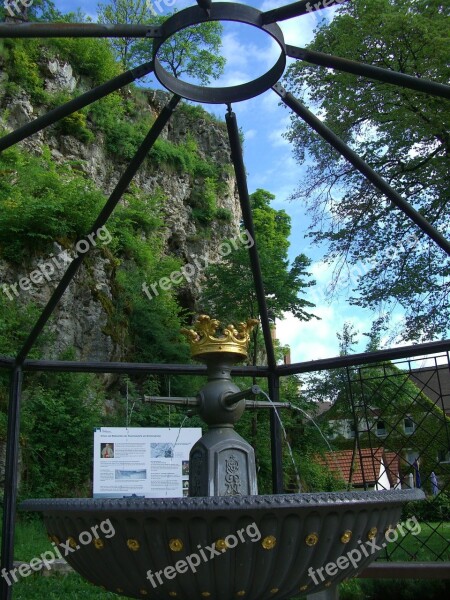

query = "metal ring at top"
[152, 3, 286, 104]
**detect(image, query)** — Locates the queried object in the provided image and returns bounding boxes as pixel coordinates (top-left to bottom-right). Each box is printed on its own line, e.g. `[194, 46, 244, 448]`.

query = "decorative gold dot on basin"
[215, 538, 228, 551]
[270, 588, 279, 594]
[201, 592, 211, 597]
[262, 535, 277, 550]
[299, 584, 308, 592]
[49, 534, 60, 545]
[367, 527, 378, 540]
[340, 530, 352, 544]
[93, 538, 105, 550]
[139, 590, 149, 596]
[117, 588, 124, 594]
[127, 539, 140, 551]
[68, 536, 78, 549]
[169, 538, 183, 552]
[169, 592, 177, 597]
[325, 581, 332, 588]
[305, 532, 319, 546]
[236, 591, 246, 596]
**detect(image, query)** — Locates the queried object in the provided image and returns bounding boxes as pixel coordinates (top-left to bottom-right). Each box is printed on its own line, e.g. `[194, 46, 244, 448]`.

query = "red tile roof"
[317, 448, 400, 488]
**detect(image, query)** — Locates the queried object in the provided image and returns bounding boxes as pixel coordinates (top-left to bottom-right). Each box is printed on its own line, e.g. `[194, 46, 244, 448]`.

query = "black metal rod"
[262, 0, 348, 24]
[287, 46, 450, 100]
[225, 107, 277, 371]
[274, 84, 450, 257]
[0, 358, 14, 368]
[223, 384, 261, 406]
[15, 94, 181, 366]
[0, 62, 154, 152]
[276, 339, 450, 376]
[245, 399, 291, 409]
[0, 22, 161, 38]
[144, 396, 199, 406]
[0, 367, 23, 600]
[19, 359, 269, 376]
[268, 373, 284, 493]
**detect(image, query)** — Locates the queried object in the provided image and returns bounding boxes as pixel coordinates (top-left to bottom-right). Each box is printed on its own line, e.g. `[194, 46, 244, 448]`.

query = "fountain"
[22, 316, 423, 598]
[7, 0, 444, 596]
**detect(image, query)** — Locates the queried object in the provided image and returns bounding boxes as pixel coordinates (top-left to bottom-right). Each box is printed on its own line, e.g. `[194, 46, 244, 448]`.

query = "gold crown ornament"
[181, 315, 259, 359]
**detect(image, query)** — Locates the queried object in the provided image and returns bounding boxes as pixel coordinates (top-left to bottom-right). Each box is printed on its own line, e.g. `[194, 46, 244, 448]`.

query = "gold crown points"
[181, 315, 259, 358]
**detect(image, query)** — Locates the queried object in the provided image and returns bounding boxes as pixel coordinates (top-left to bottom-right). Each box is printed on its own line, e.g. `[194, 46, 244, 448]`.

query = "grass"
[14, 573, 119, 599]
[385, 522, 450, 561]
[2, 515, 119, 598]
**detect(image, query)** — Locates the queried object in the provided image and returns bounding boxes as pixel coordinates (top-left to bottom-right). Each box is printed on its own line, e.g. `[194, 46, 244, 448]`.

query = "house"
[408, 365, 450, 418]
[317, 448, 401, 491]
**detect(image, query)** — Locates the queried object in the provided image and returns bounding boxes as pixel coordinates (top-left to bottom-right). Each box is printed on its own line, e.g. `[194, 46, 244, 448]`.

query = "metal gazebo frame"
[0, 1, 450, 597]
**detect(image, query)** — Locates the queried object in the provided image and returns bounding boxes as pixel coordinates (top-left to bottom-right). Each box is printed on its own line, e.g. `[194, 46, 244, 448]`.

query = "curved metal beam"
[273, 83, 450, 257]
[287, 46, 450, 99]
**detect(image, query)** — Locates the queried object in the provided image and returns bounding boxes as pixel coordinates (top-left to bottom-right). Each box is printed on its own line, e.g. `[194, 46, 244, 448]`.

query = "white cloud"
[245, 128, 257, 140]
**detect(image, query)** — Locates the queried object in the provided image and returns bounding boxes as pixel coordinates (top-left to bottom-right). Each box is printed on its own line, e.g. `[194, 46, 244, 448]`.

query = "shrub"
[56, 111, 94, 144]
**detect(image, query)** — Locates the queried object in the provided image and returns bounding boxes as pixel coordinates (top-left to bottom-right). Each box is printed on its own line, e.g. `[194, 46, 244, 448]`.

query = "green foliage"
[215, 207, 232, 222]
[200, 189, 317, 362]
[284, 0, 450, 341]
[103, 116, 152, 159]
[357, 578, 450, 600]
[97, 0, 157, 69]
[0, 146, 105, 262]
[0, 298, 43, 361]
[47, 37, 121, 85]
[1, 39, 47, 103]
[97, 2, 225, 84]
[21, 354, 104, 498]
[136, 17, 225, 84]
[55, 111, 95, 144]
[189, 177, 218, 225]
[402, 490, 450, 522]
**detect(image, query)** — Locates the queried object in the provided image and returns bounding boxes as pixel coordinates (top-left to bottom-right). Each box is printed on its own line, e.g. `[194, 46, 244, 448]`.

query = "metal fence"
[294, 345, 450, 574]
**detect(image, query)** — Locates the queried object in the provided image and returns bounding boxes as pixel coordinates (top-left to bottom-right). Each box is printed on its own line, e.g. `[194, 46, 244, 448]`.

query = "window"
[349, 422, 356, 438]
[404, 417, 415, 435]
[376, 420, 386, 437]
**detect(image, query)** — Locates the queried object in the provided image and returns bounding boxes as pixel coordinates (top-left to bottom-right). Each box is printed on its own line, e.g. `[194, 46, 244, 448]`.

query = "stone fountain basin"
[22, 489, 423, 599]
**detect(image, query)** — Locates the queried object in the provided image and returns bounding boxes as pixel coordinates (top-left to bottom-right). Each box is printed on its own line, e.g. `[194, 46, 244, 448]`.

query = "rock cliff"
[0, 51, 241, 362]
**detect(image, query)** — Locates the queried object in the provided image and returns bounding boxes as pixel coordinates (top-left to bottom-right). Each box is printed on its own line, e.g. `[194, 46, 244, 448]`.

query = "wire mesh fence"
[299, 349, 450, 563]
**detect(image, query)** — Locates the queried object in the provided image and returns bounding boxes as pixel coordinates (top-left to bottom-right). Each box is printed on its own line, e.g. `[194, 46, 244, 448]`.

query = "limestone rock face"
[0, 58, 241, 363]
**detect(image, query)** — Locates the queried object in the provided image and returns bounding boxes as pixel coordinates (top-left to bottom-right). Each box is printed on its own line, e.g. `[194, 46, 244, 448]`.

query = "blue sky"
[58, 0, 401, 362]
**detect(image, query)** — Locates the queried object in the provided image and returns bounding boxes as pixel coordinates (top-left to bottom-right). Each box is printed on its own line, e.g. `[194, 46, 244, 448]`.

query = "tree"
[135, 17, 225, 84]
[199, 188, 317, 365]
[284, 0, 450, 342]
[97, 0, 156, 69]
[97, 0, 225, 83]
